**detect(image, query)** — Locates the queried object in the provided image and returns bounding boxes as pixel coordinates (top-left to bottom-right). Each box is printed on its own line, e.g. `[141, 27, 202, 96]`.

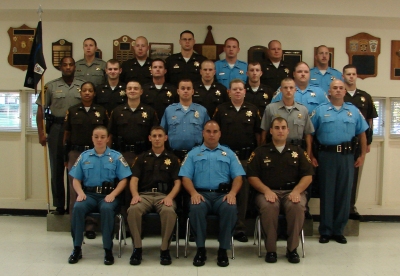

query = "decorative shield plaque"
[346, 32, 380, 79]
[113, 35, 135, 64]
[7, 24, 36, 71]
[283, 50, 303, 69]
[52, 39, 72, 70]
[390, 41, 400, 80]
[247, 45, 267, 63]
[193, 26, 224, 61]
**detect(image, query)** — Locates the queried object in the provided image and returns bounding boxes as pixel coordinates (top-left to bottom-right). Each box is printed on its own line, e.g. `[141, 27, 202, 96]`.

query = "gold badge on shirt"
[239, 70, 244, 75]
[215, 90, 221, 96]
[291, 151, 298, 158]
[222, 151, 227, 156]
[95, 111, 100, 117]
[263, 93, 268, 99]
[194, 61, 199, 67]
[120, 90, 126, 96]
[109, 157, 113, 163]
[347, 111, 352, 117]
[246, 111, 253, 117]
[96, 67, 101, 71]
[310, 92, 316, 97]
[331, 76, 336, 80]
[142, 112, 148, 119]
[297, 114, 302, 119]
[164, 158, 171, 166]
[284, 68, 289, 74]
[173, 64, 179, 68]
[361, 96, 366, 102]
[166, 91, 172, 97]
[194, 111, 200, 118]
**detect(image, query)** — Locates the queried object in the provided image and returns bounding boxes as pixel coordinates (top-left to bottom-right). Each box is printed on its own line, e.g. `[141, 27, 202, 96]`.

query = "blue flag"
[24, 21, 46, 93]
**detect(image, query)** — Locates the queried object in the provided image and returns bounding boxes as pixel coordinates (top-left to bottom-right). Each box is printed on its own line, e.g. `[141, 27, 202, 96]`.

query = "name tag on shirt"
[219, 72, 225, 75]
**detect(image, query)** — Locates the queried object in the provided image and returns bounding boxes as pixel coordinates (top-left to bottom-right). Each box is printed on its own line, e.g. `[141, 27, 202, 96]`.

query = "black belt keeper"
[71, 145, 92, 152]
[84, 181, 115, 195]
[318, 141, 354, 155]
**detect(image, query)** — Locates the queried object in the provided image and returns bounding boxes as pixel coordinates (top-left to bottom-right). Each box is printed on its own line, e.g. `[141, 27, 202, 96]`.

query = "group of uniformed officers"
[36, 30, 377, 267]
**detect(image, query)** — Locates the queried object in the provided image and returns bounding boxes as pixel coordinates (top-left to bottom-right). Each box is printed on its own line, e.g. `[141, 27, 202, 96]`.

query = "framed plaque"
[7, 24, 36, 71]
[95, 49, 102, 59]
[193, 25, 224, 61]
[283, 50, 302, 69]
[149, 43, 173, 61]
[247, 45, 267, 63]
[314, 47, 334, 68]
[346, 32, 380, 79]
[113, 35, 135, 64]
[390, 41, 400, 80]
[52, 39, 72, 70]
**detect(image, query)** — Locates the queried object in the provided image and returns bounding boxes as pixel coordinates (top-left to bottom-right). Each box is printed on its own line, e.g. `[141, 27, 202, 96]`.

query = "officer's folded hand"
[191, 193, 204, 205]
[159, 196, 173, 207]
[264, 190, 278, 203]
[130, 195, 142, 205]
[76, 192, 86, 202]
[105, 194, 116, 203]
[288, 191, 301, 203]
[223, 193, 236, 205]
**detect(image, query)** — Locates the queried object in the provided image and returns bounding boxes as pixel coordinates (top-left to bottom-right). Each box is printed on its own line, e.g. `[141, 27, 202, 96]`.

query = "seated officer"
[68, 125, 132, 265]
[247, 117, 313, 264]
[179, 120, 245, 267]
[127, 126, 181, 266]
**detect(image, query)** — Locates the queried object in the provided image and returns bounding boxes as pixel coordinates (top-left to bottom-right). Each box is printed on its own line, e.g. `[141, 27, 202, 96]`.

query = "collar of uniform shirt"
[277, 101, 300, 110]
[200, 143, 224, 152]
[175, 102, 195, 111]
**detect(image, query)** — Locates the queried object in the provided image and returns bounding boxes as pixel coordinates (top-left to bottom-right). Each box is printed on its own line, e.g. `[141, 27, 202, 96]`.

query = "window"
[390, 98, 400, 138]
[372, 98, 384, 138]
[27, 92, 39, 132]
[0, 92, 20, 131]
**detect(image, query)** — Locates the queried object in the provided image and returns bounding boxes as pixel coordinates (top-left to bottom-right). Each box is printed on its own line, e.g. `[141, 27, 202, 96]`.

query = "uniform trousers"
[189, 192, 237, 250]
[71, 193, 119, 250]
[255, 191, 306, 252]
[235, 160, 249, 234]
[350, 161, 364, 214]
[318, 151, 354, 236]
[127, 192, 177, 250]
[47, 123, 67, 208]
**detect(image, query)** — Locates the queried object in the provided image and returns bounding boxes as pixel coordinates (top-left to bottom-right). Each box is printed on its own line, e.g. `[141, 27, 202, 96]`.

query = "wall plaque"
[247, 45, 267, 63]
[346, 32, 380, 79]
[113, 35, 135, 64]
[52, 39, 72, 70]
[7, 24, 36, 71]
[283, 50, 302, 69]
[193, 26, 224, 61]
[390, 40, 400, 80]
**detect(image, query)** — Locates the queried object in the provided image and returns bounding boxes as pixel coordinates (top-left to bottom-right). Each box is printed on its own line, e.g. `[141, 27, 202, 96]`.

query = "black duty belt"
[290, 139, 304, 147]
[83, 186, 104, 194]
[318, 142, 353, 154]
[197, 188, 219, 193]
[141, 188, 165, 193]
[53, 117, 65, 124]
[71, 145, 92, 152]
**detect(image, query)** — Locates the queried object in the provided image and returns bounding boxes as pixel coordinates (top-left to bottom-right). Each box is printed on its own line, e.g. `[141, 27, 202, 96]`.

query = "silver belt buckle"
[96, 186, 102, 193]
[336, 145, 342, 152]
[152, 188, 157, 193]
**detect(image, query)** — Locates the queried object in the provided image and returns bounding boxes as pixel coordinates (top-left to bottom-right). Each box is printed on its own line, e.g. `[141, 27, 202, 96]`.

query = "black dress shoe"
[332, 235, 347, 244]
[193, 247, 207, 267]
[68, 247, 82, 264]
[51, 207, 65, 215]
[233, 232, 248, 243]
[104, 249, 114, 265]
[85, 231, 96, 239]
[265, 252, 277, 263]
[160, 249, 172, 265]
[286, 248, 300, 263]
[217, 248, 229, 267]
[319, 235, 330, 243]
[130, 248, 142, 265]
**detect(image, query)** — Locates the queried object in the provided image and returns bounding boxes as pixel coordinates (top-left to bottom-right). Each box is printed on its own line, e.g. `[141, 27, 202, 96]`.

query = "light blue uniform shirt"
[161, 102, 210, 150]
[272, 84, 329, 114]
[311, 102, 369, 145]
[69, 147, 132, 187]
[309, 67, 343, 93]
[179, 144, 246, 190]
[215, 59, 248, 89]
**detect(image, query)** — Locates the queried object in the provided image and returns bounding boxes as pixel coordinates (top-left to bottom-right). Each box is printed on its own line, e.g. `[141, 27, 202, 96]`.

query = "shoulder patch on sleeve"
[310, 109, 316, 119]
[304, 151, 311, 163]
[247, 151, 256, 163]
[64, 110, 69, 121]
[235, 153, 241, 164]
[119, 155, 129, 167]
[181, 154, 188, 166]
[73, 155, 81, 167]
[131, 156, 138, 168]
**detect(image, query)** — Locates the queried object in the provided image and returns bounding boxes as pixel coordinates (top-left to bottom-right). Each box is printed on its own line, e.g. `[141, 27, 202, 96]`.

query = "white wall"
[0, 1, 399, 213]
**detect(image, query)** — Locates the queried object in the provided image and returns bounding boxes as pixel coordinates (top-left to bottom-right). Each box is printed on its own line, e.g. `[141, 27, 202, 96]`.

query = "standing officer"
[248, 117, 314, 263]
[141, 59, 178, 119]
[272, 62, 328, 115]
[193, 60, 228, 117]
[179, 120, 245, 267]
[213, 79, 262, 243]
[165, 30, 206, 86]
[127, 126, 181, 266]
[260, 40, 292, 91]
[120, 36, 152, 86]
[108, 80, 159, 167]
[245, 62, 274, 115]
[64, 82, 108, 231]
[343, 64, 378, 220]
[95, 59, 126, 115]
[75, 38, 106, 87]
[215, 37, 248, 89]
[161, 79, 209, 161]
[36, 56, 85, 215]
[311, 80, 368, 244]
[261, 78, 314, 159]
[310, 45, 343, 93]
[68, 126, 132, 265]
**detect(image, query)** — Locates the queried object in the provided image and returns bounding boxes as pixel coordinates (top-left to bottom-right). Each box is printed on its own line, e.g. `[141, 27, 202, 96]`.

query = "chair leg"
[300, 229, 305, 258]
[231, 236, 235, 259]
[253, 216, 258, 245]
[176, 217, 179, 259]
[184, 218, 190, 258]
[257, 216, 261, 257]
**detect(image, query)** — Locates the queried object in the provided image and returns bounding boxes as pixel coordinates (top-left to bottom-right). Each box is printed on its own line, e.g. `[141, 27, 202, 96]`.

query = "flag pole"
[37, 5, 50, 213]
